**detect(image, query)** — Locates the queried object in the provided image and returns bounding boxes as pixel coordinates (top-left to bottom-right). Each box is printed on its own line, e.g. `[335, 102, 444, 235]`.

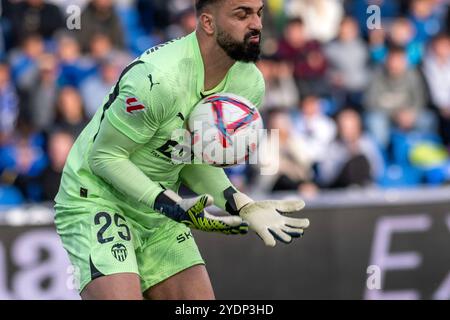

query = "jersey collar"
[190, 31, 236, 99]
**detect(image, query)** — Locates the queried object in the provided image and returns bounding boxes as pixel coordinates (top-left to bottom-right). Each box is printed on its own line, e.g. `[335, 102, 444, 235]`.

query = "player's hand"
[154, 190, 248, 235]
[232, 193, 309, 247]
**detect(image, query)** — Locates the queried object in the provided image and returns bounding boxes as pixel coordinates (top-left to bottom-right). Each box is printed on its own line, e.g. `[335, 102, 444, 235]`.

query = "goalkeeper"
[55, 0, 310, 300]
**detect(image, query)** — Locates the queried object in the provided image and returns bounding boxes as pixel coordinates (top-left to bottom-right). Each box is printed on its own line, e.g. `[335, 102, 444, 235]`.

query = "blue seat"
[116, 5, 155, 55]
[378, 164, 422, 188]
[423, 161, 450, 185]
[0, 185, 24, 207]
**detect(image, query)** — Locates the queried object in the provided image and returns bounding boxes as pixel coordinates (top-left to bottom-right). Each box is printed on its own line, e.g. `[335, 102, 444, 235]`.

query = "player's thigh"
[55, 203, 142, 298]
[144, 264, 215, 300]
[81, 273, 142, 300]
[136, 219, 212, 299]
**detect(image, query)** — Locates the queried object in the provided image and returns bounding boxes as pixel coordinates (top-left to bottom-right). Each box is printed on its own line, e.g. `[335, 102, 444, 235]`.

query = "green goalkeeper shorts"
[54, 200, 205, 294]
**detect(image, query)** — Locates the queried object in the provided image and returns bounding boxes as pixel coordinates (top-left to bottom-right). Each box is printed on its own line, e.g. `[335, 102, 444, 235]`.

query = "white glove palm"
[232, 193, 309, 247]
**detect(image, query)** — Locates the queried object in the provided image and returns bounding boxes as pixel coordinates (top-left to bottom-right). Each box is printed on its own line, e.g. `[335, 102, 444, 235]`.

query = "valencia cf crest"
[111, 243, 128, 262]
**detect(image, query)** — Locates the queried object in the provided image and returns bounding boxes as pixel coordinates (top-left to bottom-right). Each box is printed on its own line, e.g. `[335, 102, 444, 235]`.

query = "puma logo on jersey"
[176, 112, 185, 121]
[125, 97, 145, 114]
[148, 74, 160, 91]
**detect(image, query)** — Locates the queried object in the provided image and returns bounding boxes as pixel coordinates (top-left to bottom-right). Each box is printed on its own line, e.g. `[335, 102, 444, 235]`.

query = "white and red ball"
[188, 93, 263, 167]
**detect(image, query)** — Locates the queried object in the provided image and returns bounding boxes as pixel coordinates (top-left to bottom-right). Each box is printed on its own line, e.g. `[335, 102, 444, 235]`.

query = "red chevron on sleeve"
[126, 97, 146, 114]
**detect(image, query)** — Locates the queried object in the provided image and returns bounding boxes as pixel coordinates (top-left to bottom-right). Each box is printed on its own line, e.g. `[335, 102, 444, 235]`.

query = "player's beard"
[216, 28, 261, 63]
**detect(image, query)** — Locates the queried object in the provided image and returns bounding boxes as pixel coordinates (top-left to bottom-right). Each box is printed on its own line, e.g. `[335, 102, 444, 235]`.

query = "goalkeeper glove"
[224, 189, 309, 247]
[154, 189, 248, 235]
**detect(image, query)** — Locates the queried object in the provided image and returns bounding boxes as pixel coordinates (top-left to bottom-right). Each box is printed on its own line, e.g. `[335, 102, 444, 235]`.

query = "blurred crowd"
[0, 0, 449, 205]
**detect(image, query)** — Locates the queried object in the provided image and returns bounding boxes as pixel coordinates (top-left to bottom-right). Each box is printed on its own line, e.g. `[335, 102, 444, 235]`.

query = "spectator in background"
[399, 0, 413, 15]
[389, 107, 448, 175]
[325, 16, 370, 110]
[77, 0, 125, 52]
[368, 27, 387, 64]
[409, 0, 446, 44]
[25, 53, 59, 131]
[80, 57, 120, 118]
[370, 18, 424, 66]
[56, 32, 96, 88]
[6, 0, 64, 48]
[447, 4, 450, 34]
[1, 0, 14, 53]
[166, 8, 197, 39]
[136, 0, 170, 37]
[36, 129, 74, 201]
[0, 62, 18, 143]
[88, 32, 114, 62]
[423, 34, 450, 145]
[364, 46, 433, 149]
[0, 2, 4, 59]
[257, 1, 279, 39]
[0, 119, 47, 202]
[53, 86, 88, 137]
[285, 0, 344, 43]
[257, 109, 318, 197]
[318, 108, 384, 188]
[277, 18, 329, 96]
[8, 34, 45, 91]
[47, 0, 89, 12]
[390, 18, 424, 65]
[256, 55, 299, 110]
[166, 0, 192, 18]
[87, 32, 131, 69]
[291, 95, 337, 164]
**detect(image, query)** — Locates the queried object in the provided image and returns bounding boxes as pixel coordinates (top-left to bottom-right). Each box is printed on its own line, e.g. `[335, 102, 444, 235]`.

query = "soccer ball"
[188, 93, 263, 167]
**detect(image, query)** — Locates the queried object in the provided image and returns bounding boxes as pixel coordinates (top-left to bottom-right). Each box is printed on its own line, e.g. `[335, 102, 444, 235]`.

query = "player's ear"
[199, 12, 215, 35]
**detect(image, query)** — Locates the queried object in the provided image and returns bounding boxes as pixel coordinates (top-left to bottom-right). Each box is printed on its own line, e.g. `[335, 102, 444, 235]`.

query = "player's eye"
[236, 12, 248, 20]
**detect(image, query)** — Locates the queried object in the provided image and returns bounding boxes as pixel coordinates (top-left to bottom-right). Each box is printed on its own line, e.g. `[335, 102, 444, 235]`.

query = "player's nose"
[248, 14, 263, 31]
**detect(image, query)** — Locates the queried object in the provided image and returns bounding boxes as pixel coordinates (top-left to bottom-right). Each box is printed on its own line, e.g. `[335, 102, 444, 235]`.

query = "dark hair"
[19, 33, 43, 47]
[54, 86, 87, 123]
[285, 17, 304, 28]
[431, 33, 450, 44]
[387, 44, 406, 56]
[300, 94, 319, 105]
[195, 0, 222, 13]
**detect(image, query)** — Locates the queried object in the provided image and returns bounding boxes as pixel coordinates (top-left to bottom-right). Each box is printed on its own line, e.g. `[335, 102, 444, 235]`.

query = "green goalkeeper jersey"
[55, 31, 265, 227]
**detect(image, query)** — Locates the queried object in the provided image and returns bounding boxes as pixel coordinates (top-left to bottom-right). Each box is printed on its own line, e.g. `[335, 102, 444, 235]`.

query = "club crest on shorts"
[111, 243, 128, 262]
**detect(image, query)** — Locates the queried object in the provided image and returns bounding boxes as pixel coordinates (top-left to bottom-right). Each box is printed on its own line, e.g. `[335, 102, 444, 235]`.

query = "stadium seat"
[116, 5, 157, 56]
[377, 164, 423, 188]
[0, 185, 24, 207]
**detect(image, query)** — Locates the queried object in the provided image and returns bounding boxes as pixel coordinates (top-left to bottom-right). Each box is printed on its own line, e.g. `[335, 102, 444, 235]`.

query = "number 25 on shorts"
[94, 212, 132, 244]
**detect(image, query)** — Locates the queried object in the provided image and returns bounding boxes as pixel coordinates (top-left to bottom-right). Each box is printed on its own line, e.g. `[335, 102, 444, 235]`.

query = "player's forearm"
[89, 154, 163, 208]
[88, 118, 164, 208]
[179, 164, 239, 211]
